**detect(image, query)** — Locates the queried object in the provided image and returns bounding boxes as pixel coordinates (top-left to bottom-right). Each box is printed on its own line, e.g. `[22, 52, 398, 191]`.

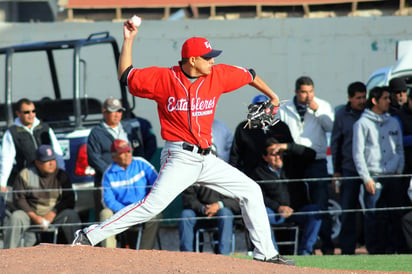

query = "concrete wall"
[1, 16, 412, 142]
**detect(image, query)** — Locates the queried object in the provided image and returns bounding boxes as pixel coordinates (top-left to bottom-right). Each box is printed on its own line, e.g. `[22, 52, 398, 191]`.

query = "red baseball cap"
[181, 37, 222, 58]
[111, 139, 132, 154]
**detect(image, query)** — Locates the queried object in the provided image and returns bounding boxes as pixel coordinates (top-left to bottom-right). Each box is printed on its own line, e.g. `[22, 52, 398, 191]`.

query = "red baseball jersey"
[127, 64, 253, 148]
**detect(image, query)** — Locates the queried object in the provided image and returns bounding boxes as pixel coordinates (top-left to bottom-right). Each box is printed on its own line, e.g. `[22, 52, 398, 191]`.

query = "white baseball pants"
[84, 141, 277, 260]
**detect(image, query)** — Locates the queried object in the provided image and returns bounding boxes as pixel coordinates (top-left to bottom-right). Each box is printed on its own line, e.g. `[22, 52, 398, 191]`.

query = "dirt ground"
[0, 244, 408, 274]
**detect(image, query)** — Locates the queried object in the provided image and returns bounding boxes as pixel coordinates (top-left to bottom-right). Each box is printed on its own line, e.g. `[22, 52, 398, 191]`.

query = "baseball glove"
[244, 100, 280, 129]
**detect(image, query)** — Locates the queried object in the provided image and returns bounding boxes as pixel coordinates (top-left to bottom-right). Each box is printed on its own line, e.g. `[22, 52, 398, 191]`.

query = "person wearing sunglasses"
[0, 98, 64, 194]
[388, 77, 408, 115]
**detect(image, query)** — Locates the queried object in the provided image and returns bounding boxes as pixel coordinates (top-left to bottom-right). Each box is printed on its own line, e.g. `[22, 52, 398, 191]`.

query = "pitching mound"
[0, 245, 389, 273]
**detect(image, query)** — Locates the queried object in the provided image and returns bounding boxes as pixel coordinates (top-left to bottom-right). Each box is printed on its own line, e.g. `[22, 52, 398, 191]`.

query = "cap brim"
[202, 49, 222, 58]
[106, 107, 125, 112]
[38, 156, 56, 162]
[113, 148, 132, 153]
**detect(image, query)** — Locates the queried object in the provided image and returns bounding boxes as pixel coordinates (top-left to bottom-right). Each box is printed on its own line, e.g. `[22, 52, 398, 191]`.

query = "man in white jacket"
[0, 98, 64, 193]
[278, 76, 335, 254]
[353, 86, 407, 254]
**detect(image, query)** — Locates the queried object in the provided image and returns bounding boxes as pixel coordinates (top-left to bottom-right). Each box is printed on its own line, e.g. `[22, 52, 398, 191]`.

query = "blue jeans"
[304, 159, 333, 252]
[179, 207, 234, 255]
[266, 204, 322, 255]
[0, 195, 5, 222]
[338, 169, 378, 254]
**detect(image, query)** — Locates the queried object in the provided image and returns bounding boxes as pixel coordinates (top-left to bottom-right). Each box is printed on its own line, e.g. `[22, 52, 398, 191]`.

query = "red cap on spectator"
[111, 139, 131, 153]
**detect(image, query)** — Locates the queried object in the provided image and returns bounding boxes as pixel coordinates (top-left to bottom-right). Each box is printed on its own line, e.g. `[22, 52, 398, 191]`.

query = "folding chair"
[272, 223, 299, 255]
[20, 225, 59, 246]
[134, 224, 162, 250]
[194, 226, 236, 255]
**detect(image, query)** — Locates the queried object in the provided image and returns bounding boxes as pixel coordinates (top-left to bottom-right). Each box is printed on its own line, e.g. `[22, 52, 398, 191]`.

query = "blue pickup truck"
[0, 32, 138, 219]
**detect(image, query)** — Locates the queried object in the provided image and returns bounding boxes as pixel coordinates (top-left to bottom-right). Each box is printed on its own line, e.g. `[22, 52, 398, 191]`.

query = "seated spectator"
[87, 97, 157, 219]
[230, 95, 294, 178]
[178, 118, 238, 255]
[179, 184, 241, 255]
[3, 145, 80, 248]
[100, 139, 162, 249]
[250, 137, 322, 255]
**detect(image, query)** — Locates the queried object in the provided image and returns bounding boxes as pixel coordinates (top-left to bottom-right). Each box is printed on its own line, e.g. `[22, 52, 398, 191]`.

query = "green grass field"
[236, 254, 412, 272]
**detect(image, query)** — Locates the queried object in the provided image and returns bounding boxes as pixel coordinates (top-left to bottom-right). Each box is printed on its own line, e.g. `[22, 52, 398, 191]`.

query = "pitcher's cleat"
[72, 229, 92, 246]
[254, 254, 296, 266]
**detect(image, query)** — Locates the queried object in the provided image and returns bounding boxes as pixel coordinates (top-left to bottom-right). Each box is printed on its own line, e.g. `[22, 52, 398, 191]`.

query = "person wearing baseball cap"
[230, 94, 293, 179]
[3, 144, 81, 248]
[87, 96, 157, 220]
[181, 37, 222, 59]
[103, 97, 126, 113]
[74, 17, 296, 266]
[389, 77, 408, 114]
[252, 94, 269, 104]
[99, 139, 162, 249]
[36, 144, 57, 162]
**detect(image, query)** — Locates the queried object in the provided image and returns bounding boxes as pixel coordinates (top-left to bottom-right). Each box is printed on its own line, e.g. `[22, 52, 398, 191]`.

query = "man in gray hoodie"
[353, 86, 406, 254]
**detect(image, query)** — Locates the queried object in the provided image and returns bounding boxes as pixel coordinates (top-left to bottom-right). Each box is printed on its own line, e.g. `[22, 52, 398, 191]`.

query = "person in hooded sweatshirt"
[353, 86, 407, 254]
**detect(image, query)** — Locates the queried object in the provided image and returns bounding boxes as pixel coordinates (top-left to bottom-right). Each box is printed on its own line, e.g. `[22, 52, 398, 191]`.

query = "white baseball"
[131, 15, 142, 27]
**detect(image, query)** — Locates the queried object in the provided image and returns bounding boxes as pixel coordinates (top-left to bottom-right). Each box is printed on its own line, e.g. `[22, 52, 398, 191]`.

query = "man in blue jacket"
[99, 139, 161, 249]
[330, 81, 367, 254]
[87, 97, 157, 219]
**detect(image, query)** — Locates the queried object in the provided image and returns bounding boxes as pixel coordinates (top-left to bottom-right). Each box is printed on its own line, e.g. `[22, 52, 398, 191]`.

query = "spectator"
[250, 137, 321, 255]
[388, 77, 408, 115]
[402, 181, 412, 251]
[179, 120, 237, 255]
[179, 184, 240, 255]
[396, 84, 412, 252]
[395, 87, 412, 201]
[3, 145, 80, 248]
[278, 76, 335, 254]
[0, 98, 65, 193]
[100, 139, 162, 249]
[353, 86, 406, 254]
[87, 97, 157, 218]
[211, 119, 233, 162]
[230, 95, 293, 178]
[330, 81, 368, 254]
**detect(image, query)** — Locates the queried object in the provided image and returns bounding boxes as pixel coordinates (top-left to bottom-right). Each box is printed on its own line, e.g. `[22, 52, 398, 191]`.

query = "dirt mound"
[0, 244, 388, 273]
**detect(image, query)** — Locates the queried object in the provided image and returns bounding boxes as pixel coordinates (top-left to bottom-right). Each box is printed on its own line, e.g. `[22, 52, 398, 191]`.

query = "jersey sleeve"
[212, 64, 254, 93]
[127, 67, 167, 100]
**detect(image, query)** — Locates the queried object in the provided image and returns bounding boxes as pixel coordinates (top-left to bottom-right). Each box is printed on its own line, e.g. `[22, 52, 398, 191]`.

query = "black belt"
[182, 143, 212, 155]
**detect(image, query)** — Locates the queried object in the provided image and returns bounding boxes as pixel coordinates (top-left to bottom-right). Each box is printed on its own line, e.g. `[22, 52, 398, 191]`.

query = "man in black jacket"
[229, 95, 294, 178]
[397, 87, 412, 252]
[250, 137, 322, 255]
[179, 185, 241, 255]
